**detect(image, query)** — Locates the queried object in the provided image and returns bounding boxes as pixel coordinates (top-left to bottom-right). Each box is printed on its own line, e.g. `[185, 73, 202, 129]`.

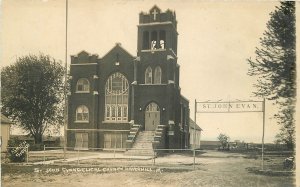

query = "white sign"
[196, 101, 263, 113]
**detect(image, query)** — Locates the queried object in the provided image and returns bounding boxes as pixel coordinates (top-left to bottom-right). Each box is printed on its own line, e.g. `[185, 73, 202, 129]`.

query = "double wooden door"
[145, 102, 160, 131]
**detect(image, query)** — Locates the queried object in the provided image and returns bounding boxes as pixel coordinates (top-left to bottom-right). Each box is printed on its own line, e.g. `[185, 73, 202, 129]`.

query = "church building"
[67, 6, 191, 151]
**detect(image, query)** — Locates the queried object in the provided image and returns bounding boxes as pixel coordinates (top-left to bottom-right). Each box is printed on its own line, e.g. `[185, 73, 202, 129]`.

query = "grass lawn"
[1, 150, 295, 187]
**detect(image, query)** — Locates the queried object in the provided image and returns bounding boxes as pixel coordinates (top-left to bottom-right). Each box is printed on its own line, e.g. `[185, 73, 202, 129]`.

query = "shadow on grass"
[157, 150, 206, 157]
[246, 167, 295, 176]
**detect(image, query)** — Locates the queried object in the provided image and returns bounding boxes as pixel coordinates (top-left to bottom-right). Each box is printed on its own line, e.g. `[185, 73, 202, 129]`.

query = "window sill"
[102, 121, 129, 124]
[74, 121, 89, 123]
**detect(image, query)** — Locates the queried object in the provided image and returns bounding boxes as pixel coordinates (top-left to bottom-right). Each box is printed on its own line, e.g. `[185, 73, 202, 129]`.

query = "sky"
[0, 0, 291, 143]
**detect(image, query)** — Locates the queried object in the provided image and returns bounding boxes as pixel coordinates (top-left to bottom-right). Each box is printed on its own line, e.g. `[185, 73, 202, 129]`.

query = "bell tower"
[137, 5, 178, 55]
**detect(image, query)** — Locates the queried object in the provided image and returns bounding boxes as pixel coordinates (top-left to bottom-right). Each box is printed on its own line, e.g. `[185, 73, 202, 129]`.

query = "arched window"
[154, 66, 162, 84]
[143, 31, 150, 50]
[151, 31, 158, 50]
[76, 78, 90, 92]
[76, 105, 89, 122]
[159, 30, 166, 49]
[145, 67, 152, 84]
[105, 72, 129, 122]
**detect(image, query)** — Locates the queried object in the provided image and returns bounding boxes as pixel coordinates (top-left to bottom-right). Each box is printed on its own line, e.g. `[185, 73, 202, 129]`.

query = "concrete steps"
[125, 131, 155, 156]
[126, 124, 141, 143]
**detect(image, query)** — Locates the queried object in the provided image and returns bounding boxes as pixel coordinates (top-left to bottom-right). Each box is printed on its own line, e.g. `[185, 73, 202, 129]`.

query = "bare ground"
[1, 151, 295, 187]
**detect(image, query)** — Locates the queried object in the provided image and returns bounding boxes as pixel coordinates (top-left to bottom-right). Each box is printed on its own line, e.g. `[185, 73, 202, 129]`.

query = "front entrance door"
[145, 102, 160, 131]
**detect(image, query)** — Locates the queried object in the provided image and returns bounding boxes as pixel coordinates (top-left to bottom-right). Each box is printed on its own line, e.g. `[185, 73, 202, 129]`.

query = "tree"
[217, 133, 230, 150]
[1, 54, 65, 144]
[247, 2, 295, 150]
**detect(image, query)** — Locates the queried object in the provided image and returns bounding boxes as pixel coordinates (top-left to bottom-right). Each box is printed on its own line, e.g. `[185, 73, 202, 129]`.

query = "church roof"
[1, 114, 13, 125]
[189, 118, 202, 131]
[73, 50, 99, 58]
[101, 43, 135, 60]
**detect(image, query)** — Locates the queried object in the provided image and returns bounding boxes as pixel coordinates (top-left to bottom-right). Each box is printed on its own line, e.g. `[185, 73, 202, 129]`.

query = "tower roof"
[139, 5, 177, 27]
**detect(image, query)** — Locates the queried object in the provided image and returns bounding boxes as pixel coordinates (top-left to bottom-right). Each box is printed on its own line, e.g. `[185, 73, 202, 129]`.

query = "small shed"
[1, 114, 13, 152]
[189, 118, 202, 149]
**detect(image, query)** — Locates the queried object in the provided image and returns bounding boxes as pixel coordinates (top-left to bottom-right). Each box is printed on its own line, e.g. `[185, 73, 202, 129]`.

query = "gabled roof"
[78, 50, 90, 56]
[1, 114, 13, 125]
[189, 118, 202, 131]
[73, 50, 99, 58]
[101, 43, 135, 60]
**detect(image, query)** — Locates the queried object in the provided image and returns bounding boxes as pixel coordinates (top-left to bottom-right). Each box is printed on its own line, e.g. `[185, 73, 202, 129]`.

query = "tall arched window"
[159, 30, 166, 49]
[145, 67, 152, 84]
[76, 78, 90, 92]
[76, 105, 89, 122]
[143, 31, 150, 50]
[151, 31, 158, 50]
[105, 72, 129, 122]
[154, 66, 162, 84]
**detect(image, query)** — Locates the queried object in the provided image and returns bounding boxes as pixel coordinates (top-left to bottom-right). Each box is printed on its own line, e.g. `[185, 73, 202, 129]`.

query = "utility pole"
[261, 98, 266, 170]
[63, 0, 68, 160]
[194, 99, 197, 149]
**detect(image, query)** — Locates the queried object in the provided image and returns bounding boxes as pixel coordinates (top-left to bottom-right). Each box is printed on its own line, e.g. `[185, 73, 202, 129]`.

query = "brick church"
[67, 6, 191, 152]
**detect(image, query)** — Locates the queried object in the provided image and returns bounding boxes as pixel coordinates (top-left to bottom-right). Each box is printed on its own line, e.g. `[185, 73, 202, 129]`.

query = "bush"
[6, 139, 29, 162]
[283, 157, 295, 170]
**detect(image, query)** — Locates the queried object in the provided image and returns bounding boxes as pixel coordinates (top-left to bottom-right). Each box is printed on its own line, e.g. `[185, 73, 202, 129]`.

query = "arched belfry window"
[145, 67, 152, 84]
[154, 66, 162, 84]
[159, 30, 166, 49]
[151, 31, 158, 50]
[143, 31, 150, 50]
[76, 78, 90, 92]
[105, 72, 129, 122]
[76, 105, 89, 122]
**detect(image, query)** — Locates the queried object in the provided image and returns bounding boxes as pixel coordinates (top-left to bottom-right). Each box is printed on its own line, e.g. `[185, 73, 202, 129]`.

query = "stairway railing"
[152, 124, 167, 150]
[126, 123, 141, 148]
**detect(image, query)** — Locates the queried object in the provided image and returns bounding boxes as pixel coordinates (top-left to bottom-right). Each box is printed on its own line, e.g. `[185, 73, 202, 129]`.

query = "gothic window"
[151, 31, 158, 49]
[76, 78, 90, 92]
[145, 67, 152, 84]
[105, 72, 129, 122]
[154, 66, 162, 84]
[143, 31, 149, 50]
[159, 30, 166, 49]
[76, 105, 89, 122]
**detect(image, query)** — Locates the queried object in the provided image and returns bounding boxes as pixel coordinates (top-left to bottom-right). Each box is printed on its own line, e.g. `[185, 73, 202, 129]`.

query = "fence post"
[77, 148, 80, 165]
[193, 149, 195, 170]
[43, 145, 46, 164]
[153, 149, 155, 166]
[26, 146, 29, 164]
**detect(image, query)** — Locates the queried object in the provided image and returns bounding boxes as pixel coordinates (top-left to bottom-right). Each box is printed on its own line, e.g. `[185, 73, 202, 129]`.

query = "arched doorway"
[145, 102, 160, 131]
